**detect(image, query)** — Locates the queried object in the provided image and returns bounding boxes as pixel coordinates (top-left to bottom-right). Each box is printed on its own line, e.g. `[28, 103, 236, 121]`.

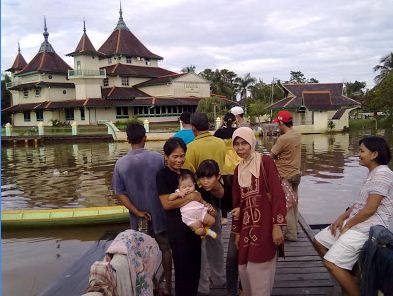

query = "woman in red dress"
[231, 127, 287, 296]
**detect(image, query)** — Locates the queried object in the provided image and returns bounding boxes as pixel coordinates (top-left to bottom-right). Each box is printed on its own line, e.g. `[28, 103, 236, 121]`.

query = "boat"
[1, 206, 129, 229]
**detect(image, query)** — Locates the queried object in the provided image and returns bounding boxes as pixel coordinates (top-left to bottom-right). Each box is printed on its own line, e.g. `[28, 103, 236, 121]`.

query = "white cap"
[230, 106, 244, 116]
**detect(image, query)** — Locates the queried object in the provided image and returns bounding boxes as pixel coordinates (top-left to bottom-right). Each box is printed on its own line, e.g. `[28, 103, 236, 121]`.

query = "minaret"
[66, 20, 105, 100]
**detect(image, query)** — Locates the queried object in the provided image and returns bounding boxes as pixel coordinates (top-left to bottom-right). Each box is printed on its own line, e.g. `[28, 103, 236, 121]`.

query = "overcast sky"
[1, 0, 392, 87]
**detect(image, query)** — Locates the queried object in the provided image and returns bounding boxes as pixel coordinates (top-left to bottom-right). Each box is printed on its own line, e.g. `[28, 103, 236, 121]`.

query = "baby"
[168, 171, 217, 239]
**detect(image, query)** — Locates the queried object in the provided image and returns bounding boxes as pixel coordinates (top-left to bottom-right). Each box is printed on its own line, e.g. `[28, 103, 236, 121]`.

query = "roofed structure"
[97, 5, 162, 59]
[101, 64, 175, 78]
[6, 42, 27, 73]
[134, 73, 187, 87]
[67, 20, 99, 56]
[17, 18, 72, 75]
[269, 83, 360, 111]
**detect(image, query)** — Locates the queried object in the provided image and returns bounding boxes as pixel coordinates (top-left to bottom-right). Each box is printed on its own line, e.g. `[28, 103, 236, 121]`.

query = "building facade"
[268, 83, 361, 133]
[3, 8, 223, 126]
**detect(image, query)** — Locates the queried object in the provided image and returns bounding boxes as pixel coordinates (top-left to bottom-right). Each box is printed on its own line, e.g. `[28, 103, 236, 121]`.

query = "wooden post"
[38, 122, 44, 136]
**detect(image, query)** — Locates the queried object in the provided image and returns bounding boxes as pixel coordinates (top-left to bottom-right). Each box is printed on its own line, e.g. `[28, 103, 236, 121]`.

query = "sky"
[1, 0, 393, 88]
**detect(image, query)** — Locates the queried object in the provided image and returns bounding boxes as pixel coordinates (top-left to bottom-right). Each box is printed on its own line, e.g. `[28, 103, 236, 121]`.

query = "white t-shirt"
[350, 165, 393, 233]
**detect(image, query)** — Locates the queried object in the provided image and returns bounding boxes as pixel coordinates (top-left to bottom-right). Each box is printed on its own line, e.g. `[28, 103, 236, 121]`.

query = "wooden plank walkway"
[204, 214, 336, 296]
[41, 215, 336, 295]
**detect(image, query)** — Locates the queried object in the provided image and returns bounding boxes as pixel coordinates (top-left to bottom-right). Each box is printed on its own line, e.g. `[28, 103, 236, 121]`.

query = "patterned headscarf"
[232, 127, 261, 187]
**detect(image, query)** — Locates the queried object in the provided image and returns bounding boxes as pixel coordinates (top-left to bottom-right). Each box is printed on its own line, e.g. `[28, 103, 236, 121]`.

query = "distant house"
[267, 83, 361, 133]
[3, 8, 233, 127]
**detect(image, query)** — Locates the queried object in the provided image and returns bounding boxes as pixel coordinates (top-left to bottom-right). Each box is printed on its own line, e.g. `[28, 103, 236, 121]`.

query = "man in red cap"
[270, 110, 301, 241]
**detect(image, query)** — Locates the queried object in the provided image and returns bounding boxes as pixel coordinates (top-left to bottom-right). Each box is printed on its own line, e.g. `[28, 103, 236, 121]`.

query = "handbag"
[260, 157, 297, 210]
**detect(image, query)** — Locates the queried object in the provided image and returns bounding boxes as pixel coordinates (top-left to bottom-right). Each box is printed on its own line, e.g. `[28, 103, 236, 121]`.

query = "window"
[23, 90, 29, 98]
[103, 78, 109, 87]
[126, 56, 132, 63]
[80, 108, 85, 120]
[35, 89, 41, 97]
[108, 58, 112, 64]
[48, 75, 53, 79]
[76, 60, 81, 71]
[65, 108, 74, 121]
[36, 110, 43, 121]
[23, 111, 31, 122]
[145, 59, 151, 65]
[116, 107, 129, 118]
[121, 77, 129, 86]
[63, 90, 67, 94]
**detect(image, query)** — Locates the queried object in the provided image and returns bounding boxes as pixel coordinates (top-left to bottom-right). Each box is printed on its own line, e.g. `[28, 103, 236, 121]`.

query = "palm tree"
[181, 65, 196, 73]
[235, 73, 256, 101]
[374, 52, 393, 84]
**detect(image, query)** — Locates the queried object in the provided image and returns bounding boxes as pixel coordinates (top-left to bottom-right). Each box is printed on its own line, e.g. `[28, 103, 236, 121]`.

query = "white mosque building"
[4, 7, 229, 126]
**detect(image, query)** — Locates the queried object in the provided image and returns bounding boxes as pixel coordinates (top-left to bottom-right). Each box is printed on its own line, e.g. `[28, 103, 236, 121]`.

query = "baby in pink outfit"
[168, 171, 216, 238]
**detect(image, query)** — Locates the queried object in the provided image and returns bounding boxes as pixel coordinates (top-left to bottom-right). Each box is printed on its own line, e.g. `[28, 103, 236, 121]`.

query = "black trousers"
[170, 231, 201, 296]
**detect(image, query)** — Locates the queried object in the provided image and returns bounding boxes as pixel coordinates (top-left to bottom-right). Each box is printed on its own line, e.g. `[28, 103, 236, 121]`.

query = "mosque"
[4, 6, 227, 126]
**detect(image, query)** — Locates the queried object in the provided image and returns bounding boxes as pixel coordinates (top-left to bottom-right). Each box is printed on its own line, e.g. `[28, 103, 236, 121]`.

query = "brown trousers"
[284, 173, 301, 241]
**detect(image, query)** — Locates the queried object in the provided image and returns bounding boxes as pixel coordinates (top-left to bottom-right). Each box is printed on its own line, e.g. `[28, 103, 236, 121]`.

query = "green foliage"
[181, 65, 196, 73]
[247, 99, 268, 123]
[199, 69, 238, 100]
[196, 96, 226, 123]
[114, 117, 143, 130]
[344, 81, 367, 98]
[365, 71, 393, 115]
[50, 119, 70, 127]
[1, 75, 12, 125]
[235, 73, 256, 101]
[349, 118, 377, 130]
[327, 120, 335, 130]
[250, 80, 285, 104]
[289, 71, 307, 83]
[308, 78, 319, 83]
[374, 52, 393, 83]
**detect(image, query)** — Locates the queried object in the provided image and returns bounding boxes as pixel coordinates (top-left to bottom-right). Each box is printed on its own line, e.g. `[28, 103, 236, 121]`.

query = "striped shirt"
[351, 165, 393, 234]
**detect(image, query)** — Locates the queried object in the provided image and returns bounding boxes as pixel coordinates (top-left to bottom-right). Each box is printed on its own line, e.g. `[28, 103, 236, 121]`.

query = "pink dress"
[176, 190, 209, 226]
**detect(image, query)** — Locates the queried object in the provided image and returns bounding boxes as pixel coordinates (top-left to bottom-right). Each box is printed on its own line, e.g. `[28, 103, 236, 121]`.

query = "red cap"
[273, 110, 293, 123]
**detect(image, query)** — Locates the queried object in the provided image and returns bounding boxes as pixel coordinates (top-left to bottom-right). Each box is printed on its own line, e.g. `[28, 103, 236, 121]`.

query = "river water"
[2, 129, 393, 295]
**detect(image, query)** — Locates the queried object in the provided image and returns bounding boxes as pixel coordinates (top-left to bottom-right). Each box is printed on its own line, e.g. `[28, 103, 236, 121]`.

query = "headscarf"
[232, 127, 261, 188]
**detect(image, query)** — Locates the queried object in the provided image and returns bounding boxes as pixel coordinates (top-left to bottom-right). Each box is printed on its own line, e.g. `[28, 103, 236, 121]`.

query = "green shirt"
[183, 132, 226, 173]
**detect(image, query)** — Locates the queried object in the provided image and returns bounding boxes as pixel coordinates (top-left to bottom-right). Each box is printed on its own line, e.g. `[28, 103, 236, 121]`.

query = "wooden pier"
[40, 215, 337, 296]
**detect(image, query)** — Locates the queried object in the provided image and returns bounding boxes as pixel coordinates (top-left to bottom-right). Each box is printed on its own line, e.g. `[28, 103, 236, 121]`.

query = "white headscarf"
[232, 127, 261, 187]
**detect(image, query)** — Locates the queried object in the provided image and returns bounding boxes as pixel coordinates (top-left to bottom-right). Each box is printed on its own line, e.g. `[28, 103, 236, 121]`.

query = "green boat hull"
[1, 206, 129, 229]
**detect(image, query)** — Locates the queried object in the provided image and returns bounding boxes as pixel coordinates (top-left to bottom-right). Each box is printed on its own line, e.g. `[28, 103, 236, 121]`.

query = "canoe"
[1, 206, 129, 229]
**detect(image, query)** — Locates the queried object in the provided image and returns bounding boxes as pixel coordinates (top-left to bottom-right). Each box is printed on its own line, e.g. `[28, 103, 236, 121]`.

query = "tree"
[199, 68, 238, 100]
[366, 71, 393, 115]
[308, 78, 319, 83]
[344, 81, 367, 99]
[374, 52, 393, 84]
[235, 73, 256, 101]
[250, 79, 285, 104]
[247, 99, 269, 124]
[289, 71, 307, 83]
[196, 96, 226, 123]
[181, 65, 196, 73]
[1, 74, 12, 125]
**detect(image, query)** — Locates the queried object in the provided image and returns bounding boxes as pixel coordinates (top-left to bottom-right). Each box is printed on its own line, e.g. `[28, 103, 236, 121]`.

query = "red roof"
[17, 52, 72, 75]
[135, 73, 187, 87]
[97, 8, 162, 60]
[6, 52, 27, 72]
[101, 64, 176, 78]
[8, 82, 75, 90]
[101, 86, 149, 99]
[67, 32, 99, 56]
[268, 83, 360, 111]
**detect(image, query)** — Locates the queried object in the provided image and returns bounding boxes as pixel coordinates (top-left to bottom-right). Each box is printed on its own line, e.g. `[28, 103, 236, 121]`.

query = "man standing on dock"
[112, 122, 172, 295]
[271, 110, 302, 241]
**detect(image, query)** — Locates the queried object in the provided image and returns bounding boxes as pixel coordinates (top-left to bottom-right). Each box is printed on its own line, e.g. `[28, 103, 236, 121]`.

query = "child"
[168, 170, 217, 238]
